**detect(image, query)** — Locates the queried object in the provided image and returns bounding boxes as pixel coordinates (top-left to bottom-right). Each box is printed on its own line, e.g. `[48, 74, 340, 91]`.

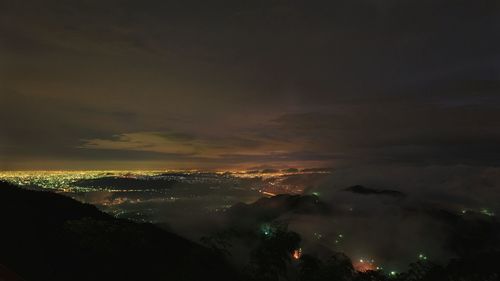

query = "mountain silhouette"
[0, 181, 238, 281]
[343, 185, 405, 198]
[227, 194, 330, 230]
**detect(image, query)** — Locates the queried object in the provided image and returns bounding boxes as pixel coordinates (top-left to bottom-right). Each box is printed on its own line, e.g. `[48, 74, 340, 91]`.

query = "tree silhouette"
[247, 222, 301, 281]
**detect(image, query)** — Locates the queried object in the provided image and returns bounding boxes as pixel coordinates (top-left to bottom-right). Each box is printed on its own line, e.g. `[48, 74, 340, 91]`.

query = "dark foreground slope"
[0, 181, 238, 281]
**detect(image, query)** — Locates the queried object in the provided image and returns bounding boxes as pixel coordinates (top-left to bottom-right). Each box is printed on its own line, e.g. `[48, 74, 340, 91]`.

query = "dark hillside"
[0, 181, 238, 281]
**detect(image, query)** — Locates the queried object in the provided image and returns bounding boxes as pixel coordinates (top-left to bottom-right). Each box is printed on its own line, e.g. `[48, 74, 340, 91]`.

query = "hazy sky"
[1, 0, 500, 170]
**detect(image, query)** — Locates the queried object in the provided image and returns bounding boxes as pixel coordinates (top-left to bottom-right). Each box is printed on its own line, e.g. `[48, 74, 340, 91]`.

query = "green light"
[480, 208, 495, 217]
[390, 271, 397, 276]
[312, 192, 320, 196]
[260, 223, 273, 237]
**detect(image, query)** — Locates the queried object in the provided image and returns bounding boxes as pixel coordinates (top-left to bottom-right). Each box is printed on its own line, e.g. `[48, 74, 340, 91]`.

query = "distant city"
[0, 169, 329, 224]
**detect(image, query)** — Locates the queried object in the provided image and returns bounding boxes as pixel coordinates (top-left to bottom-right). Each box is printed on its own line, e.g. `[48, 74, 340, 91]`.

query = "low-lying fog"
[1, 165, 499, 272]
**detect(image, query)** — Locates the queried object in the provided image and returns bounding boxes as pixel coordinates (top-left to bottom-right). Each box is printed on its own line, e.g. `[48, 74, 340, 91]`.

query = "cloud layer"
[1, 0, 500, 169]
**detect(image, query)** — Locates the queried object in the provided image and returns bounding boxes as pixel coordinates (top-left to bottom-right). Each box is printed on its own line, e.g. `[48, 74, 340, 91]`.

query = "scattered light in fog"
[353, 258, 377, 272]
[313, 232, 323, 240]
[260, 223, 273, 237]
[292, 248, 302, 260]
[480, 208, 495, 217]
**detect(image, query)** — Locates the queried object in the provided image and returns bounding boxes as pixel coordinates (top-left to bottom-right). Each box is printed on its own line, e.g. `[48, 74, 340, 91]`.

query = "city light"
[292, 248, 302, 260]
[353, 258, 377, 272]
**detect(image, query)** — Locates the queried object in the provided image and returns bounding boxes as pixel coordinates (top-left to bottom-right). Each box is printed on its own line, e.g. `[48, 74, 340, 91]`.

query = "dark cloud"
[1, 0, 500, 169]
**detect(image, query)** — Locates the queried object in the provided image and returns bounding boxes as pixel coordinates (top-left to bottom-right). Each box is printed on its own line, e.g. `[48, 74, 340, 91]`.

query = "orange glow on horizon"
[353, 259, 377, 272]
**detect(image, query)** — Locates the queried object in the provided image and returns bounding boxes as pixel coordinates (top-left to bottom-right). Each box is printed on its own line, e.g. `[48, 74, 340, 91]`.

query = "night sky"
[1, 0, 500, 170]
